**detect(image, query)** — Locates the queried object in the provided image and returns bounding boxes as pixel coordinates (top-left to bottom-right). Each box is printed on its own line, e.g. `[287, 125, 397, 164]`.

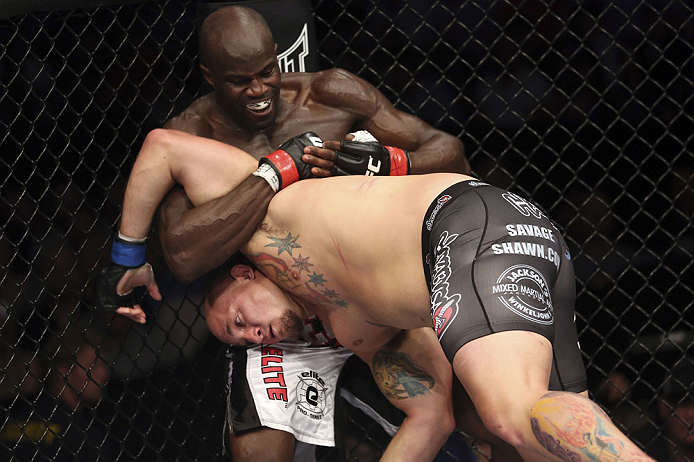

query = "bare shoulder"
[163, 95, 214, 136]
[308, 68, 383, 114]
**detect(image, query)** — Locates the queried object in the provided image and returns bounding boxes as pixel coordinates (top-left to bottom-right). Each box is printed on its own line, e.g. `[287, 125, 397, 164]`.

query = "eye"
[235, 315, 243, 327]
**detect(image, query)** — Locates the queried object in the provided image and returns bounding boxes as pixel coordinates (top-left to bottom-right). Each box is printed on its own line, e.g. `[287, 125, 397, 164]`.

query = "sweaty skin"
[143, 7, 466, 462]
[117, 131, 653, 462]
[159, 70, 467, 283]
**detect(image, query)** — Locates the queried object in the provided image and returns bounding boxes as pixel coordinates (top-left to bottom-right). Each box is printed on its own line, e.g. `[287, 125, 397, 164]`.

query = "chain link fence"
[1, 0, 693, 460]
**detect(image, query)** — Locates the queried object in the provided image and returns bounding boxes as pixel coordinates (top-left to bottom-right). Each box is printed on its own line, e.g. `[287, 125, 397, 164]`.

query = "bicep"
[356, 328, 453, 415]
[320, 70, 436, 150]
[166, 130, 258, 206]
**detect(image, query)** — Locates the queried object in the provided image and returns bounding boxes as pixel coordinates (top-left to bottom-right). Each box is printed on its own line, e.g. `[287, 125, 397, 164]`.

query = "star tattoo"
[334, 299, 348, 308]
[321, 288, 340, 299]
[265, 232, 301, 256]
[308, 271, 327, 287]
[292, 254, 314, 273]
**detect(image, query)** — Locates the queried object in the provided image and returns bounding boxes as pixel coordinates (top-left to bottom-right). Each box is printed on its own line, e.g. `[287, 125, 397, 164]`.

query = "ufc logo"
[309, 136, 323, 147]
[365, 157, 381, 176]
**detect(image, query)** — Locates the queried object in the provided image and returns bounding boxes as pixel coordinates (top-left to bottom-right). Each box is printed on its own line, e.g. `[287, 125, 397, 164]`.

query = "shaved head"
[199, 6, 275, 69]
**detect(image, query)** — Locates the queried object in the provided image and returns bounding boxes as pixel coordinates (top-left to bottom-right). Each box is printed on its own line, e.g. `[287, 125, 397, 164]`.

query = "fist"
[259, 132, 323, 189]
[334, 140, 410, 176]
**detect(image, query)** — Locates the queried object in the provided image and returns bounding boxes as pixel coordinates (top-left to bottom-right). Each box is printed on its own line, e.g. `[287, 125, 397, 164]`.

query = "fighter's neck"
[288, 291, 318, 320]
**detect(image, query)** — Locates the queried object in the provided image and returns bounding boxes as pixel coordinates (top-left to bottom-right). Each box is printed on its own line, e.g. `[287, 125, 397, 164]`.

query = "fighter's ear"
[200, 64, 214, 88]
[230, 264, 255, 280]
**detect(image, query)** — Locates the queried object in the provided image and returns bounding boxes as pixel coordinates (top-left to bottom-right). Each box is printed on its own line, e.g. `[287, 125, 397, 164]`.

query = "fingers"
[302, 146, 337, 177]
[146, 280, 163, 301]
[321, 140, 341, 152]
[116, 306, 147, 324]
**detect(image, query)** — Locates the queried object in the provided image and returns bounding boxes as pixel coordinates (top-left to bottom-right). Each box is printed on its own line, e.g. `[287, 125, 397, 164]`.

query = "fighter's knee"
[476, 392, 547, 449]
[478, 411, 528, 448]
[228, 427, 296, 462]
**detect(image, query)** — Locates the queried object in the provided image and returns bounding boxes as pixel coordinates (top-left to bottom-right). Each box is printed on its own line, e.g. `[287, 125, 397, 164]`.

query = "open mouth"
[246, 97, 272, 113]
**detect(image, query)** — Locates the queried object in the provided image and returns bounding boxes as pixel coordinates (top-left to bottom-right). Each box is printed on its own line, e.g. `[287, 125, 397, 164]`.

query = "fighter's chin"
[281, 310, 305, 340]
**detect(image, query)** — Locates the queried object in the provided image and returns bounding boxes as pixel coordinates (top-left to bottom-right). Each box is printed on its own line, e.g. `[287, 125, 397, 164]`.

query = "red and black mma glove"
[334, 140, 410, 176]
[94, 233, 149, 312]
[255, 132, 323, 191]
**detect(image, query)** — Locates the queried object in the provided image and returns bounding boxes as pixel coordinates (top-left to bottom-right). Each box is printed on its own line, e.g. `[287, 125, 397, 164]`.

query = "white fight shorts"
[226, 341, 353, 447]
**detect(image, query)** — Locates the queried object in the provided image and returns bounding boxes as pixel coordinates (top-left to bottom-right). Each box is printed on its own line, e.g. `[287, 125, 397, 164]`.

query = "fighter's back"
[245, 173, 473, 347]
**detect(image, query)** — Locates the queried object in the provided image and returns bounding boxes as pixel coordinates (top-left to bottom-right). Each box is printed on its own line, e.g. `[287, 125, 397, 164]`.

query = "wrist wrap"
[253, 163, 281, 192]
[111, 235, 147, 268]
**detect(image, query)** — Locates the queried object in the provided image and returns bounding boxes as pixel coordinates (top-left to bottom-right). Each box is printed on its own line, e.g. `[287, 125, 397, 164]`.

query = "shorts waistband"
[420, 179, 491, 289]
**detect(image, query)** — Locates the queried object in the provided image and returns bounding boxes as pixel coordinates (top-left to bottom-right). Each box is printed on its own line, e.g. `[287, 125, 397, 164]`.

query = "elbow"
[167, 260, 197, 285]
[161, 245, 198, 284]
[409, 403, 456, 450]
[140, 128, 178, 161]
[451, 138, 469, 174]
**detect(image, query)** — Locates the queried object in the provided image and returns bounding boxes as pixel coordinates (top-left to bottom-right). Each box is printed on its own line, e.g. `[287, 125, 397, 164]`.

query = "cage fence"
[0, 0, 693, 460]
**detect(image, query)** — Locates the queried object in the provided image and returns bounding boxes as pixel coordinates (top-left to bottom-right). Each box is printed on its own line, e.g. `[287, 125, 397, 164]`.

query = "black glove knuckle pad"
[336, 141, 389, 176]
[259, 132, 322, 189]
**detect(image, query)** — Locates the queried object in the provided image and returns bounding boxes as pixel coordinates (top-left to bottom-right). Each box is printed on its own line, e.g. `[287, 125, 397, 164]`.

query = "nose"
[246, 326, 264, 344]
[247, 77, 267, 97]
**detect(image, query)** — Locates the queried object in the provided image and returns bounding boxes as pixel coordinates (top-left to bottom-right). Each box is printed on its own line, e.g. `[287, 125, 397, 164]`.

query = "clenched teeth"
[247, 98, 271, 111]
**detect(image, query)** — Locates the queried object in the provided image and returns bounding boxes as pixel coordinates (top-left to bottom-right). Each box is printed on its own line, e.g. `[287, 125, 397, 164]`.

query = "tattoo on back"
[371, 350, 434, 400]
[246, 230, 350, 308]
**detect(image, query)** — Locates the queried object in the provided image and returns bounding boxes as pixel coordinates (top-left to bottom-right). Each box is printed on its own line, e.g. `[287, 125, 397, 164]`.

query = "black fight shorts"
[421, 180, 587, 392]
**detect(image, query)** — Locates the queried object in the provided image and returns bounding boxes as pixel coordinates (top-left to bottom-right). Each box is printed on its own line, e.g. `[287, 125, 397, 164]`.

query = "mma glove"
[335, 137, 410, 176]
[255, 132, 324, 191]
[94, 233, 149, 312]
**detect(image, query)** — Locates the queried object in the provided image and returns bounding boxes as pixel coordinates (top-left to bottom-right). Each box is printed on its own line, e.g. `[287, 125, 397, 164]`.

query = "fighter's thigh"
[547, 243, 587, 392]
[452, 330, 553, 414]
[229, 427, 296, 462]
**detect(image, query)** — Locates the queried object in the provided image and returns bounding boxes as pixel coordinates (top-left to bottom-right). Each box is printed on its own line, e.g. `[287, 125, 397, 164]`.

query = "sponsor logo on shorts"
[492, 264, 554, 325]
[505, 223, 555, 242]
[491, 241, 561, 271]
[425, 194, 452, 231]
[468, 181, 490, 187]
[502, 191, 546, 220]
[295, 370, 328, 420]
[261, 346, 288, 402]
[430, 230, 461, 338]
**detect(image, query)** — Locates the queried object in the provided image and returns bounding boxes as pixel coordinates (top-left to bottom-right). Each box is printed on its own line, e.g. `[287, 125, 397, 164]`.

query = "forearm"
[381, 415, 450, 461]
[120, 131, 178, 239]
[152, 131, 318, 283]
[118, 129, 260, 278]
[408, 132, 469, 175]
[361, 329, 455, 462]
[156, 180, 274, 283]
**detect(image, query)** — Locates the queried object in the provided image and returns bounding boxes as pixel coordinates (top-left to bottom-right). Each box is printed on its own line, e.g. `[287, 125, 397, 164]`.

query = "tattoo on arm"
[371, 350, 435, 400]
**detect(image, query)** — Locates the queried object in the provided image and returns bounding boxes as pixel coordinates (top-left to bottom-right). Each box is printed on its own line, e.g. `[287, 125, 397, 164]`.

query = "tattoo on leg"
[531, 417, 581, 461]
[371, 350, 434, 400]
[531, 391, 631, 461]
